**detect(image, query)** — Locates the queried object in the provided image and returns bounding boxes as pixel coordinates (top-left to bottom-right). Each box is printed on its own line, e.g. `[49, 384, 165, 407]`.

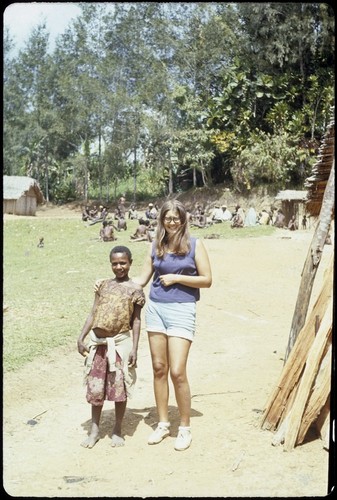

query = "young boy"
[77, 245, 145, 448]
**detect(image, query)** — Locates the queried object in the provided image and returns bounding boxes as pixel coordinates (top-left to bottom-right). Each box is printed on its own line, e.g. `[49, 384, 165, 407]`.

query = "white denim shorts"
[145, 299, 196, 342]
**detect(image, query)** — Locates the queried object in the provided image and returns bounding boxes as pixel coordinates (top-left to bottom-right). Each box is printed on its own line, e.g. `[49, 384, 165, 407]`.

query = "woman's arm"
[132, 245, 154, 287]
[159, 239, 212, 289]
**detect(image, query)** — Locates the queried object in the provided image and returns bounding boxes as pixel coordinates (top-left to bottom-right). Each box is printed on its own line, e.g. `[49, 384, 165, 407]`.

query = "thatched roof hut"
[3, 175, 45, 216]
[274, 190, 308, 226]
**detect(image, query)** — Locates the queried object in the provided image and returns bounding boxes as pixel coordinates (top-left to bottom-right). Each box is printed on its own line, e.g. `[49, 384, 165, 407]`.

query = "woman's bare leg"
[148, 332, 169, 422]
[168, 336, 191, 427]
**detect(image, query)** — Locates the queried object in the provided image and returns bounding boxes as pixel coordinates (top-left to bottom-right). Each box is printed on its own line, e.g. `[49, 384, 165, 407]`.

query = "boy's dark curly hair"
[109, 245, 132, 262]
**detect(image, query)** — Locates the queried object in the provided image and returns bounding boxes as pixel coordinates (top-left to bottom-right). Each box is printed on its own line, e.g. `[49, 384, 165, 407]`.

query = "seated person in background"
[211, 204, 223, 223]
[192, 204, 202, 223]
[100, 205, 108, 220]
[274, 209, 286, 228]
[244, 206, 257, 227]
[82, 206, 91, 221]
[117, 215, 127, 231]
[145, 203, 158, 220]
[221, 205, 232, 221]
[257, 209, 270, 225]
[231, 205, 245, 228]
[130, 219, 153, 242]
[288, 215, 298, 231]
[114, 207, 122, 220]
[190, 209, 208, 228]
[99, 221, 116, 242]
[89, 205, 98, 219]
[128, 204, 138, 220]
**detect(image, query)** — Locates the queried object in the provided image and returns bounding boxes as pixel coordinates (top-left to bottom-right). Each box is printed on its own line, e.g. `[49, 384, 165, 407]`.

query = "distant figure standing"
[37, 237, 44, 248]
[118, 196, 126, 218]
[301, 214, 307, 230]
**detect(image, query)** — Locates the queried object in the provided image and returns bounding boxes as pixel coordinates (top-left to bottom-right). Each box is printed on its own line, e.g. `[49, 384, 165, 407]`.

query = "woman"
[135, 200, 212, 451]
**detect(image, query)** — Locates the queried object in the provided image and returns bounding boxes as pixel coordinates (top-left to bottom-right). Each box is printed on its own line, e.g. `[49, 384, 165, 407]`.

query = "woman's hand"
[159, 274, 178, 286]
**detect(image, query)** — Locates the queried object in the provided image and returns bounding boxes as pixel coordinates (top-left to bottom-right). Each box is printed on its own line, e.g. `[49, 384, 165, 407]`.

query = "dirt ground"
[3, 204, 333, 498]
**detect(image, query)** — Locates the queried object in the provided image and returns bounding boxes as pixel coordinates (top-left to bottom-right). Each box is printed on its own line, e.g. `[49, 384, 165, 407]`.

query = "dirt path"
[3, 217, 332, 497]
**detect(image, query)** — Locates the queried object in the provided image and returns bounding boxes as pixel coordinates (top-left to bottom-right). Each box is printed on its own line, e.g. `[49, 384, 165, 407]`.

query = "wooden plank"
[283, 298, 332, 451]
[260, 256, 333, 430]
[297, 342, 331, 444]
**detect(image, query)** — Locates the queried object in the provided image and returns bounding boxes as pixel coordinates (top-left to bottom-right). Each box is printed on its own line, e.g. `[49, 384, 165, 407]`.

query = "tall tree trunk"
[84, 160, 89, 202]
[133, 146, 137, 202]
[44, 148, 49, 202]
[193, 167, 197, 187]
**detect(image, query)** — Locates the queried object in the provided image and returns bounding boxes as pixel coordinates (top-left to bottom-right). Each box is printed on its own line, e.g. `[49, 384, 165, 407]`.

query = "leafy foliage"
[3, 3, 335, 199]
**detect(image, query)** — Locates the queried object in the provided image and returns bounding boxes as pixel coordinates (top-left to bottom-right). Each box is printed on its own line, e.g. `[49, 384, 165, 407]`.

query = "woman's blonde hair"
[155, 200, 191, 257]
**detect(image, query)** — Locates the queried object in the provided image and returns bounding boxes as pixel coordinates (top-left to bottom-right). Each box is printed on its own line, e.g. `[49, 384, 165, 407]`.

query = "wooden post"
[284, 160, 334, 361]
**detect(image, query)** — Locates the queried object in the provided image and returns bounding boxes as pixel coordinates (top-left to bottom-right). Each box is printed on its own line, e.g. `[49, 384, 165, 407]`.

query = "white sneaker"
[148, 422, 170, 445]
[174, 426, 192, 451]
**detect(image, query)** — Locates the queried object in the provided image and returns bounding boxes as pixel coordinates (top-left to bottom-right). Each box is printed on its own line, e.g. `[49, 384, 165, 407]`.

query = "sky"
[3, 2, 82, 52]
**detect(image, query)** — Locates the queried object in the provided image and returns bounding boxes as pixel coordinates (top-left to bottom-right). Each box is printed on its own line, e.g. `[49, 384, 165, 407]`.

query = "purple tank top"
[149, 237, 200, 303]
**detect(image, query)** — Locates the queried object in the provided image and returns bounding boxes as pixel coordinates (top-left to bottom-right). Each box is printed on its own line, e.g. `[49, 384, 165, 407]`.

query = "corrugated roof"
[3, 175, 45, 204]
[275, 190, 308, 201]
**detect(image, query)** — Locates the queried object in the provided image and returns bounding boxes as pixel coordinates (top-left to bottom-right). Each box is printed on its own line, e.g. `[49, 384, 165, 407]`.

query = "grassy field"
[3, 216, 275, 372]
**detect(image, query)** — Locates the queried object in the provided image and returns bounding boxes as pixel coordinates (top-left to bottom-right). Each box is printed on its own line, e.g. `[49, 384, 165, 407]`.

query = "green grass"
[3, 217, 275, 372]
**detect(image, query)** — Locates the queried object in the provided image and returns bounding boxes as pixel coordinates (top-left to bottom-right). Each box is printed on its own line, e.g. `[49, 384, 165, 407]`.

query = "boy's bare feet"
[81, 432, 99, 449]
[111, 434, 125, 447]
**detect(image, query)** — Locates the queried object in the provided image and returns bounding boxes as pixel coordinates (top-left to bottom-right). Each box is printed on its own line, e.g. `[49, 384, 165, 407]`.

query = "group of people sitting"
[81, 198, 160, 243]
[84, 199, 304, 243]
[189, 203, 304, 231]
[82, 204, 108, 223]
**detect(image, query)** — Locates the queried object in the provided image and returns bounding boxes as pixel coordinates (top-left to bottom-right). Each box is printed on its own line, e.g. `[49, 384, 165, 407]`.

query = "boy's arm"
[128, 304, 142, 367]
